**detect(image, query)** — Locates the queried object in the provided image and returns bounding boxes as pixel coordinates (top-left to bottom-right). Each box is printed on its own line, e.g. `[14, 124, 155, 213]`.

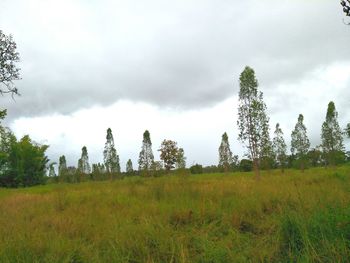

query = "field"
[1, 166, 350, 262]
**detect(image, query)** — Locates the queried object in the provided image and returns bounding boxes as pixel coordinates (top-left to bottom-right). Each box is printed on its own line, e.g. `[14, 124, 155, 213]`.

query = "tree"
[159, 139, 179, 171]
[260, 116, 274, 171]
[176, 147, 186, 169]
[126, 159, 133, 174]
[58, 155, 67, 176]
[0, 112, 17, 184]
[78, 146, 91, 174]
[291, 114, 310, 172]
[218, 132, 233, 172]
[138, 130, 154, 171]
[103, 128, 120, 175]
[346, 123, 350, 138]
[92, 162, 106, 180]
[341, 1, 350, 18]
[190, 164, 203, 174]
[321, 102, 344, 167]
[0, 30, 21, 95]
[151, 161, 163, 171]
[48, 162, 57, 177]
[237, 66, 270, 180]
[1, 135, 49, 187]
[308, 147, 323, 167]
[272, 123, 287, 173]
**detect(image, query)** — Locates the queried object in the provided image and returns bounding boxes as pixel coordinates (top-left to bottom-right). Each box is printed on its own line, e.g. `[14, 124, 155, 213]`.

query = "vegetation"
[237, 66, 270, 180]
[291, 114, 311, 172]
[0, 111, 48, 187]
[0, 30, 21, 95]
[78, 146, 91, 174]
[159, 139, 184, 171]
[321, 102, 344, 167]
[138, 130, 155, 173]
[126, 159, 134, 175]
[103, 128, 120, 175]
[272, 123, 287, 173]
[218, 132, 233, 172]
[0, 166, 350, 262]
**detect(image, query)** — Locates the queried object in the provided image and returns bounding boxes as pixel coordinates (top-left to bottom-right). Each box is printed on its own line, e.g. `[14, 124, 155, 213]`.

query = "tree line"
[55, 129, 187, 183]
[0, 30, 350, 186]
[237, 66, 349, 180]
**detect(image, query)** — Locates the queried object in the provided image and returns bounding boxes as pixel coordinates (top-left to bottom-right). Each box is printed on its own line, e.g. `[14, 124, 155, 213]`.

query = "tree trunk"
[253, 158, 260, 180]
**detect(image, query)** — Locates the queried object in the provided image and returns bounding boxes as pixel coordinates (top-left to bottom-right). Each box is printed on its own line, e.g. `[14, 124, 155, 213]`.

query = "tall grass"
[0, 166, 349, 262]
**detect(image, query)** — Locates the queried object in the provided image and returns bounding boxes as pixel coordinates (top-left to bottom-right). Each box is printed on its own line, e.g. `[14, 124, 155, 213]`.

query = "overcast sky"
[1, 0, 350, 169]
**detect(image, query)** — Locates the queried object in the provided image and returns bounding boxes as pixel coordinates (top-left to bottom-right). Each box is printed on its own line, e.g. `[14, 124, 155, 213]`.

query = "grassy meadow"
[1, 166, 350, 262]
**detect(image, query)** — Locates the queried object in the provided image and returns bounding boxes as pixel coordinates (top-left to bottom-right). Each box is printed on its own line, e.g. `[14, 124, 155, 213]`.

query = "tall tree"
[272, 123, 287, 173]
[103, 128, 120, 175]
[345, 123, 350, 138]
[126, 159, 134, 175]
[0, 31, 21, 95]
[321, 102, 344, 166]
[138, 130, 154, 171]
[48, 162, 57, 177]
[176, 148, 186, 169]
[237, 66, 270, 180]
[291, 114, 310, 172]
[218, 132, 233, 172]
[159, 139, 179, 171]
[78, 146, 91, 174]
[58, 155, 67, 176]
[259, 117, 274, 171]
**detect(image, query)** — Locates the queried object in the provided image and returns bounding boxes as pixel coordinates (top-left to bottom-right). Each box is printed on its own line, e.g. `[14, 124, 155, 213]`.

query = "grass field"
[1, 166, 350, 262]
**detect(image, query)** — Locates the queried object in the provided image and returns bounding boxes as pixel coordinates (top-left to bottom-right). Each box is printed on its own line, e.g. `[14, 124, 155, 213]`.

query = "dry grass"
[0, 166, 350, 262]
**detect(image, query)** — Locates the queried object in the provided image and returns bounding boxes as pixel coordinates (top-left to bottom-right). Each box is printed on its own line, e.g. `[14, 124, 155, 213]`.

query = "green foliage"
[158, 139, 180, 171]
[138, 130, 154, 171]
[239, 159, 253, 172]
[48, 162, 57, 177]
[103, 128, 120, 175]
[0, 135, 49, 187]
[345, 123, 350, 138]
[91, 163, 107, 180]
[291, 114, 310, 171]
[0, 30, 21, 95]
[272, 123, 287, 172]
[190, 163, 203, 174]
[218, 132, 233, 172]
[237, 66, 270, 178]
[58, 155, 67, 176]
[321, 102, 344, 166]
[307, 147, 323, 167]
[126, 159, 133, 175]
[175, 147, 186, 169]
[77, 146, 91, 174]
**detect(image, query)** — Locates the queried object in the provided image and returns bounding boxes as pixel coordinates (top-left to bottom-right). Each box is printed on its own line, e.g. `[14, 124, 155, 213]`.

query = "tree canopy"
[237, 66, 270, 179]
[0, 30, 21, 96]
[291, 114, 310, 171]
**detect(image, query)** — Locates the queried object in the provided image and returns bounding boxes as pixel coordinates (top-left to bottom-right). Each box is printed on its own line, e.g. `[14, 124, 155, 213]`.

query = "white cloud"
[9, 62, 350, 169]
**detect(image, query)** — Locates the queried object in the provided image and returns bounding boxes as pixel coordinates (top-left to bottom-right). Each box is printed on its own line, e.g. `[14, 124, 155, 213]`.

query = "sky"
[0, 0, 350, 170]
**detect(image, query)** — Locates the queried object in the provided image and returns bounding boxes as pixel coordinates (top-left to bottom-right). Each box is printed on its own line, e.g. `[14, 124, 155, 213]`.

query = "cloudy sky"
[1, 0, 350, 169]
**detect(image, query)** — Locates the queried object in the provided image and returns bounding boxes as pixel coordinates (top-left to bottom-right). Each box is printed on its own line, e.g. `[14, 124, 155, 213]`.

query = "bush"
[239, 159, 253, 172]
[190, 164, 203, 174]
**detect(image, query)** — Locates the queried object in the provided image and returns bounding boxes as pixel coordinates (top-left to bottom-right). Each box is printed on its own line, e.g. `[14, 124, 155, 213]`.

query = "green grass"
[1, 166, 350, 262]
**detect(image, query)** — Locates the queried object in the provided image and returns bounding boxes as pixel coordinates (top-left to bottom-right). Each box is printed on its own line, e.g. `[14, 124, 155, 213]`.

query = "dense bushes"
[0, 110, 49, 187]
[0, 135, 48, 187]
